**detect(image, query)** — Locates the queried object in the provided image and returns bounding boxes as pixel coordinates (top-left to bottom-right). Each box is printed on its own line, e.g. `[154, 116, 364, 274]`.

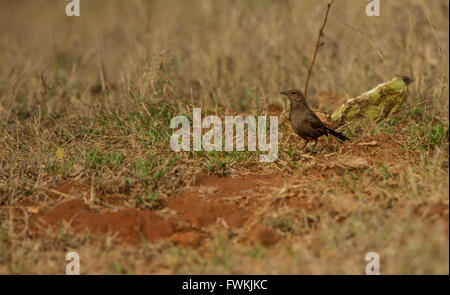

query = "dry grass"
[0, 0, 448, 274]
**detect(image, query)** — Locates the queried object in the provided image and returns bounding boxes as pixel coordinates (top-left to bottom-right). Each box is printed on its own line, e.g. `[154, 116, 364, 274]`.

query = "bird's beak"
[280, 91, 288, 96]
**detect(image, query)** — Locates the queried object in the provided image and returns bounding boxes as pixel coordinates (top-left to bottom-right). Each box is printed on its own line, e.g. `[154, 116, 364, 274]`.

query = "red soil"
[30, 172, 286, 247]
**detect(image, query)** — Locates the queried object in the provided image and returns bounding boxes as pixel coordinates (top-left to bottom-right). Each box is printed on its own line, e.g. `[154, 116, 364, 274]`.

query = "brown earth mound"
[30, 172, 285, 247]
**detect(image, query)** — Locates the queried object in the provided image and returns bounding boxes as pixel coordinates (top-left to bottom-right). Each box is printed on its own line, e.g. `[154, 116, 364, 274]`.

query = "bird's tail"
[326, 127, 349, 141]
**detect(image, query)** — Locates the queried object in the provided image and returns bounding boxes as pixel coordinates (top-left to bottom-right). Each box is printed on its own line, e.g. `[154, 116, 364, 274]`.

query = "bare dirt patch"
[29, 172, 288, 247]
[164, 191, 249, 228]
[32, 199, 176, 244]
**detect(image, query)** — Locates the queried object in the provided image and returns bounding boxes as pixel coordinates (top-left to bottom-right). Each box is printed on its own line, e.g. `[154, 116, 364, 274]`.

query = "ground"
[0, 0, 448, 274]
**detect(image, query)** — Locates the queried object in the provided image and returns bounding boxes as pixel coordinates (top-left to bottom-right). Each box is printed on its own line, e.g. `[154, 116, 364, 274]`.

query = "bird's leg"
[302, 140, 309, 150]
[308, 140, 319, 153]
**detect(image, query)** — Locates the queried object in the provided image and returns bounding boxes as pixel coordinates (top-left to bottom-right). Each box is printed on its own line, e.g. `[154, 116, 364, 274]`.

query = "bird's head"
[280, 89, 305, 102]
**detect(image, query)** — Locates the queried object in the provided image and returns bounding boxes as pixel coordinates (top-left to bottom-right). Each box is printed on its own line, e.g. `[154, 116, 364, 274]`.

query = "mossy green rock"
[331, 76, 412, 124]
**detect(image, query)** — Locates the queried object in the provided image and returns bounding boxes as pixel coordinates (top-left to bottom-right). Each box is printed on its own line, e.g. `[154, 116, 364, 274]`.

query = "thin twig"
[48, 188, 76, 199]
[304, 0, 335, 98]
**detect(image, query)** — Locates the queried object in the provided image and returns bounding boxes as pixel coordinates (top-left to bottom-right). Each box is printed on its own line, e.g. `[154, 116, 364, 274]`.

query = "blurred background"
[0, 0, 448, 116]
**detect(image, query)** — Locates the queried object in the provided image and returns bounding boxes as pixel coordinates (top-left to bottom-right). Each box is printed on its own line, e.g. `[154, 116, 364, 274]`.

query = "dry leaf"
[357, 141, 378, 146]
[336, 157, 369, 169]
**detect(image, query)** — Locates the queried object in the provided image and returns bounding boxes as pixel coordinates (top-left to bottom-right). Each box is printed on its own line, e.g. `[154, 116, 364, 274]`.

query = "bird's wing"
[305, 109, 327, 131]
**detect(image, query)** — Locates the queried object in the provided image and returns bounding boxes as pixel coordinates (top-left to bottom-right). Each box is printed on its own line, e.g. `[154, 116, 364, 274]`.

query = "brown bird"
[281, 89, 349, 152]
